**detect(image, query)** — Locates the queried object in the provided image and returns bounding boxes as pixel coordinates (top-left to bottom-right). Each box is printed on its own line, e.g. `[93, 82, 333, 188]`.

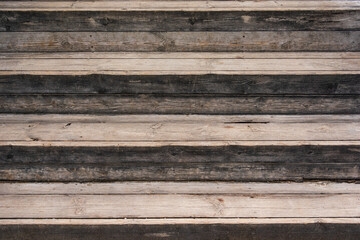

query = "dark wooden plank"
[0, 95, 359, 114]
[1, 145, 359, 164]
[1, 31, 359, 52]
[1, 75, 359, 94]
[1, 223, 360, 240]
[1, 162, 359, 182]
[1, 11, 359, 32]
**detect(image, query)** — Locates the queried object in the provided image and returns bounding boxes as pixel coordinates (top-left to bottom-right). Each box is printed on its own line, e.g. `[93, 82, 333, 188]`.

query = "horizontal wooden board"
[1, 53, 359, 74]
[1, 95, 359, 114]
[1, 222, 360, 240]
[1, 194, 359, 218]
[2, 162, 360, 181]
[1, 31, 359, 52]
[1, 11, 359, 32]
[1, 1, 360, 11]
[1, 119, 359, 141]
[1, 145, 360, 164]
[1, 74, 359, 94]
[2, 182, 360, 195]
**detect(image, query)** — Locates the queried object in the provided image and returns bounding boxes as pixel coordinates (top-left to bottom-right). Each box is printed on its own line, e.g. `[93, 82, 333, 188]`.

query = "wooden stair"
[0, 1, 360, 239]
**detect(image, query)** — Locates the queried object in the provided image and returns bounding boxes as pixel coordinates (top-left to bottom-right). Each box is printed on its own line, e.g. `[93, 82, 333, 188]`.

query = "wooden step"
[1, 114, 359, 182]
[1, 52, 359, 114]
[0, 182, 359, 239]
[1, 182, 359, 218]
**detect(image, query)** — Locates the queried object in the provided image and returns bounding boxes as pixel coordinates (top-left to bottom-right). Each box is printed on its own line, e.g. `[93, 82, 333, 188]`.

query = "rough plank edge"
[2, 141, 360, 147]
[1, 218, 360, 225]
[2, 52, 360, 59]
[1, 1, 360, 11]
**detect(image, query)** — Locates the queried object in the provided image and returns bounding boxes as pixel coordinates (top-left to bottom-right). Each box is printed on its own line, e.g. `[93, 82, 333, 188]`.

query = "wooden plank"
[1, 1, 360, 11]
[1, 162, 359, 181]
[1, 52, 358, 75]
[1, 11, 359, 32]
[1, 74, 359, 94]
[1, 31, 359, 52]
[1, 95, 359, 114]
[1, 145, 360, 164]
[2, 182, 360, 195]
[0, 194, 359, 218]
[1, 222, 360, 240]
[1, 58, 358, 72]
[0, 121, 358, 141]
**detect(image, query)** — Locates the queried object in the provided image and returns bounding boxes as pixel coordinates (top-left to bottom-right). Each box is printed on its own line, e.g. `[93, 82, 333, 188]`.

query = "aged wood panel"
[0, 121, 359, 141]
[1, 74, 359, 94]
[1, 11, 359, 32]
[1, 57, 358, 72]
[1, 31, 359, 52]
[2, 182, 360, 195]
[1, 223, 359, 240]
[1, 162, 359, 181]
[1, 194, 359, 218]
[1, 223, 360, 240]
[2, 145, 359, 164]
[1, 95, 359, 114]
[1, 1, 360, 11]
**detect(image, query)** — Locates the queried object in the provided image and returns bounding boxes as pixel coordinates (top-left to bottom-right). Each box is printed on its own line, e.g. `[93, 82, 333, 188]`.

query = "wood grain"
[1, 95, 359, 114]
[1, 11, 359, 32]
[1, 194, 359, 218]
[1, 74, 359, 94]
[1, 222, 360, 240]
[1, 31, 359, 52]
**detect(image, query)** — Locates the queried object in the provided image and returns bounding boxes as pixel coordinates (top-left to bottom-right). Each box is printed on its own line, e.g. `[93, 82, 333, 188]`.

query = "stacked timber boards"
[0, 1, 360, 239]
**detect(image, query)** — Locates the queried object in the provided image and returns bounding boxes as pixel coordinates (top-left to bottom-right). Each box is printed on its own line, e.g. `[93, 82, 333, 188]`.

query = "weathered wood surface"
[2, 145, 359, 164]
[1, 52, 359, 74]
[1, 95, 359, 114]
[1, 74, 359, 94]
[0, 115, 358, 181]
[1, 194, 360, 218]
[1, 222, 360, 240]
[2, 162, 359, 181]
[1, 1, 360, 11]
[1, 31, 359, 52]
[1, 118, 359, 141]
[1, 11, 360, 32]
[2, 182, 360, 195]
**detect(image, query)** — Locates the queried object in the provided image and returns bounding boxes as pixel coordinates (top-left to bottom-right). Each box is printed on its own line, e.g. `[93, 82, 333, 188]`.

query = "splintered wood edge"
[0, 1, 360, 11]
[1, 218, 360, 225]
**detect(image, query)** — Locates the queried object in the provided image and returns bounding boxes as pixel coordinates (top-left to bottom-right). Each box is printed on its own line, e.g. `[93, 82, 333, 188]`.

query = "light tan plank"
[1, 52, 358, 75]
[1, 194, 359, 218]
[1, 1, 359, 11]
[1, 182, 359, 195]
[0, 122, 359, 141]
